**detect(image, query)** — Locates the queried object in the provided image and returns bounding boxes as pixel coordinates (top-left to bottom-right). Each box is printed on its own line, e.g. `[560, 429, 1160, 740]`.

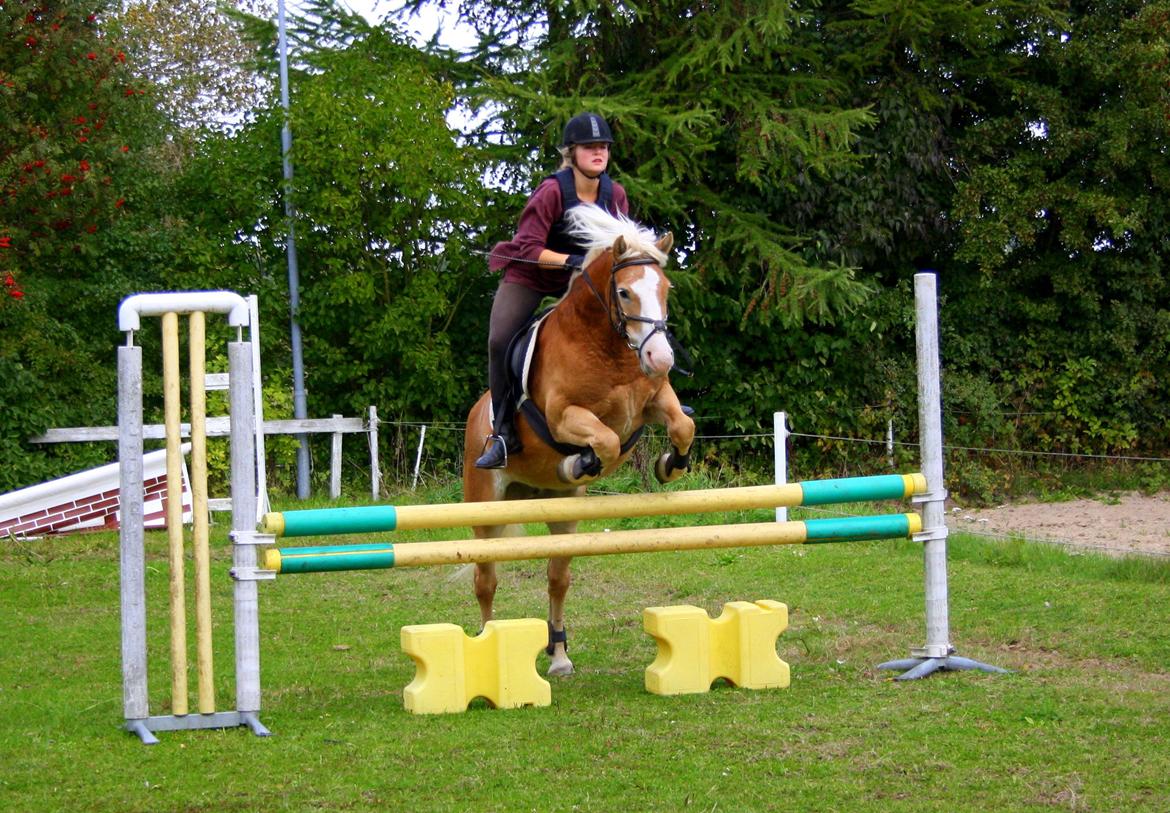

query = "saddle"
[502, 310, 645, 458]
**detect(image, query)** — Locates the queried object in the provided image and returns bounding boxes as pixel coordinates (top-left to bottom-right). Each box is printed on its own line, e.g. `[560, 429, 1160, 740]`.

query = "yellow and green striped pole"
[264, 513, 922, 574]
[260, 473, 926, 538]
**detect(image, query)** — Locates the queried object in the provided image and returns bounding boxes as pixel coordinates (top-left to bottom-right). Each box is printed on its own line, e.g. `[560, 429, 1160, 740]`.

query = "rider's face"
[574, 142, 610, 175]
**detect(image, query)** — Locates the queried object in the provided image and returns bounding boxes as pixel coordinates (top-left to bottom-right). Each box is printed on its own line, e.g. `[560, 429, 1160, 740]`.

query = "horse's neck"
[553, 261, 619, 343]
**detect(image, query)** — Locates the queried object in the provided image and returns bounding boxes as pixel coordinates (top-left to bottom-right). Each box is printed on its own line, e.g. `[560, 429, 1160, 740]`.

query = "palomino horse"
[463, 206, 695, 676]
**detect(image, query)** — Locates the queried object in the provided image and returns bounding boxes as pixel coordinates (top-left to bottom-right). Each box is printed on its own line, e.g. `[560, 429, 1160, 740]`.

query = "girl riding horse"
[464, 204, 694, 676]
[476, 112, 629, 469]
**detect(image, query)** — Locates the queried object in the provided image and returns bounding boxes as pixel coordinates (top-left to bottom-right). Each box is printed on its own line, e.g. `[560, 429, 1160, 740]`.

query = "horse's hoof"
[655, 451, 690, 484]
[557, 454, 600, 485]
[548, 656, 574, 677]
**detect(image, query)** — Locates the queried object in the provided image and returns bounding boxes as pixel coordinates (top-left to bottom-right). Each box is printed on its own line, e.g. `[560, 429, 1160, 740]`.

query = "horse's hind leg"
[545, 520, 577, 676]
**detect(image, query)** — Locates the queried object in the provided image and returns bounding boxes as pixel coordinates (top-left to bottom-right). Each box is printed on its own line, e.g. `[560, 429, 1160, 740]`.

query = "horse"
[463, 205, 696, 676]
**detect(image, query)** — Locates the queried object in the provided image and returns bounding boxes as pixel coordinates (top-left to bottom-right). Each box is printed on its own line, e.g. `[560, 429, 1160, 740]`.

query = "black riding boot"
[474, 401, 523, 469]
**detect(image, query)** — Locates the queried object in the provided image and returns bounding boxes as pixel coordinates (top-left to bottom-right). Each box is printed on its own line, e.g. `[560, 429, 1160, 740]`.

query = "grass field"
[3, 490, 1169, 812]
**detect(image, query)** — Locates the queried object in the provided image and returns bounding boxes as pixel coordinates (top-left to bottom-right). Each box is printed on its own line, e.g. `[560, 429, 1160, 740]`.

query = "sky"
[285, 0, 477, 49]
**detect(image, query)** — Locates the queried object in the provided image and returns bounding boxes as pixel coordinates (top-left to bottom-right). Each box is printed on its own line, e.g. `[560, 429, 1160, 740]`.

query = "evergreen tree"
[948, 0, 1170, 457]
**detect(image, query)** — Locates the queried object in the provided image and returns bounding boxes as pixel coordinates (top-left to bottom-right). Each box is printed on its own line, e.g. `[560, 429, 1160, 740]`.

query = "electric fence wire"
[374, 415, 1170, 465]
[368, 415, 1168, 556]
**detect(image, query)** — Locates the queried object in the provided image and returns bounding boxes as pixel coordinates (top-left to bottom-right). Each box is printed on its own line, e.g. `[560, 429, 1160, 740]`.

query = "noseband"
[579, 254, 693, 376]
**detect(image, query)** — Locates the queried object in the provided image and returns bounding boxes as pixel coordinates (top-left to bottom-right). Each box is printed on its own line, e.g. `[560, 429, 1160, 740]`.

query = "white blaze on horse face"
[627, 268, 675, 377]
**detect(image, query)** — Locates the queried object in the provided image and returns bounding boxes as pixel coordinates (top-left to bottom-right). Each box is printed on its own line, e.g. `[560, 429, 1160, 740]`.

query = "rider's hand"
[565, 254, 585, 271]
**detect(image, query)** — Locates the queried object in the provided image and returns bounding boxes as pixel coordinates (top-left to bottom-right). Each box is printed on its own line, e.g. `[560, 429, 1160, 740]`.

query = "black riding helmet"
[561, 112, 614, 147]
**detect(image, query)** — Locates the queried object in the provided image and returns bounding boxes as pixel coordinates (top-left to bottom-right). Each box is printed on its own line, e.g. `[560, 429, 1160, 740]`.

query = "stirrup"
[474, 434, 508, 469]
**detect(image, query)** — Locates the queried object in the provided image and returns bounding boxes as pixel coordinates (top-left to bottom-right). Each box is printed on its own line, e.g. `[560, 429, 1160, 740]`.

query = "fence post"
[773, 411, 788, 523]
[412, 425, 428, 491]
[330, 415, 343, 499]
[368, 405, 381, 499]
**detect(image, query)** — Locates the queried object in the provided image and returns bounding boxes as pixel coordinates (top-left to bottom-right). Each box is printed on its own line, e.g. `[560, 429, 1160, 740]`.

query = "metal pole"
[118, 341, 153, 743]
[876, 271, 1007, 679]
[914, 273, 951, 658]
[230, 340, 270, 736]
[278, 0, 311, 500]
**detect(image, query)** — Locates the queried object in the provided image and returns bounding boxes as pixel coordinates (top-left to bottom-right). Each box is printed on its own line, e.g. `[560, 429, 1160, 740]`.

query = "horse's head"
[566, 206, 681, 379]
[609, 232, 676, 377]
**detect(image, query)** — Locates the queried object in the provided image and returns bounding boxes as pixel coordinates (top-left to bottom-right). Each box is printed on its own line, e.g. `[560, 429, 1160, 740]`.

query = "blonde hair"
[557, 144, 574, 170]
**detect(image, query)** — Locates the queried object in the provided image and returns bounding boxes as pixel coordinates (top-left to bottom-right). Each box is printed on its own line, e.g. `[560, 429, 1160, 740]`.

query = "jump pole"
[260, 473, 928, 538]
[118, 291, 271, 744]
[875, 272, 1006, 679]
[264, 513, 923, 574]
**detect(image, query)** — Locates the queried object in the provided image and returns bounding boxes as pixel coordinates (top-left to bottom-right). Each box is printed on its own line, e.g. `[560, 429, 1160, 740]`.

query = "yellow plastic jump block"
[400, 618, 552, 714]
[643, 600, 790, 696]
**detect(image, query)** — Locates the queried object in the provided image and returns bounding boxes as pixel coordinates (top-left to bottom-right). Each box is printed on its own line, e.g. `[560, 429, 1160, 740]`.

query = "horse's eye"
[618, 289, 631, 300]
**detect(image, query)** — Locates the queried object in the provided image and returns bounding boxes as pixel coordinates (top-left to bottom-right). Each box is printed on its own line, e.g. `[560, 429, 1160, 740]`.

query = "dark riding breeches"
[487, 282, 554, 426]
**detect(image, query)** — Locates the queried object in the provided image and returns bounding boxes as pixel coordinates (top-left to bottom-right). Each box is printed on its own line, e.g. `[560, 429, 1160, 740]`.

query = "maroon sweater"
[490, 176, 630, 294]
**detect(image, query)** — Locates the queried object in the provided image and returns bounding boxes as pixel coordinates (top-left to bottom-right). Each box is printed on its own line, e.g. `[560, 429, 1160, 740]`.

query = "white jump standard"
[118, 291, 270, 744]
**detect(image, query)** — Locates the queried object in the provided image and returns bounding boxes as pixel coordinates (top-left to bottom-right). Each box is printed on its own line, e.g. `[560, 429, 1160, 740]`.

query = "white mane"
[564, 205, 667, 266]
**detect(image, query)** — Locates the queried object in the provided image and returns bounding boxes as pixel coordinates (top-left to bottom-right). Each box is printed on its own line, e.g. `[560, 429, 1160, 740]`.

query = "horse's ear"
[613, 235, 627, 257]
[657, 232, 674, 255]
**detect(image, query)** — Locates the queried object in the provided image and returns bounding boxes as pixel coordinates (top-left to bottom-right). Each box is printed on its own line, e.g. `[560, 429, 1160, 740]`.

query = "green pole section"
[799, 474, 920, 506]
[802, 513, 916, 543]
[270, 543, 395, 574]
[272, 506, 399, 538]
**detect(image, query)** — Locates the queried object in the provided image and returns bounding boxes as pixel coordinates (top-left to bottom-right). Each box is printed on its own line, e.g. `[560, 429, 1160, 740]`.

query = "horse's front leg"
[474, 562, 497, 628]
[646, 383, 696, 484]
[470, 522, 507, 631]
[548, 404, 623, 485]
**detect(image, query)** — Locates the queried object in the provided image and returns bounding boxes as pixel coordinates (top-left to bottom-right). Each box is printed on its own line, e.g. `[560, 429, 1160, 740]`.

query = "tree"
[282, 4, 494, 444]
[135, 1, 499, 479]
[949, 0, 1170, 456]
[0, 0, 160, 489]
[109, 0, 273, 130]
[396, 1, 891, 456]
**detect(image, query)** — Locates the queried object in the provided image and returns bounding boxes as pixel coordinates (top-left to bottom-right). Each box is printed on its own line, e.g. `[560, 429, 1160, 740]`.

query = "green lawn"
[2, 501, 1168, 812]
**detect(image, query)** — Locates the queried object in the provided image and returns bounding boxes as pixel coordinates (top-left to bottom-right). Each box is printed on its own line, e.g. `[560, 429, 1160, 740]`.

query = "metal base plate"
[125, 711, 271, 744]
[876, 655, 1011, 681]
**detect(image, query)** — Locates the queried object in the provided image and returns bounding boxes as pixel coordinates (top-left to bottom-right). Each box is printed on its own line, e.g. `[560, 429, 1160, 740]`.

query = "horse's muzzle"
[638, 331, 675, 377]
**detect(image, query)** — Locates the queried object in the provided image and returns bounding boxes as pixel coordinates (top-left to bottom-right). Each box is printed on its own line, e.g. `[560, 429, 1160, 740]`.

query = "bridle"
[578, 253, 694, 376]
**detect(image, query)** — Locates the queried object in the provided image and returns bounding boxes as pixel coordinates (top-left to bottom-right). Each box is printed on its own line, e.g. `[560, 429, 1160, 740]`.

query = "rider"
[474, 112, 630, 469]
